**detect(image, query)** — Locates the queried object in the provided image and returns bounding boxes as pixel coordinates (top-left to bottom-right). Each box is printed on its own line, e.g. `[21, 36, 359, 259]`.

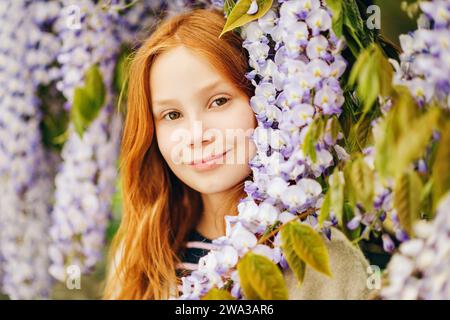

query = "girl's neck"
[196, 216, 224, 240]
[196, 191, 234, 240]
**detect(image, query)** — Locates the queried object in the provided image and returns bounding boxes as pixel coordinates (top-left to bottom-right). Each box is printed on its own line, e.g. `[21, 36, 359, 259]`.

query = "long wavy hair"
[103, 8, 255, 300]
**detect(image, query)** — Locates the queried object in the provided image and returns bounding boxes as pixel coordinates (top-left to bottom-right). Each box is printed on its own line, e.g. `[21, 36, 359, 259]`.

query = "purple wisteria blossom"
[348, 0, 450, 252]
[49, 0, 207, 283]
[380, 1, 450, 300]
[178, 0, 347, 299]
[382, 193, 450, 299]
[391, 0, 450, 108]
[0, 0, 61, 299]
[48, 0, 151, 281]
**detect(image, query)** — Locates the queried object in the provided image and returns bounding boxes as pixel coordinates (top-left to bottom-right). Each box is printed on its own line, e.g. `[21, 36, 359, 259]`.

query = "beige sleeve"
[284, 227, 374, 300]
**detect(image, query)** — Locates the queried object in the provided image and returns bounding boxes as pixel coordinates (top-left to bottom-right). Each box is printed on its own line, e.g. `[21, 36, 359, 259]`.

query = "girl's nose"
[187, 119, 214, 149]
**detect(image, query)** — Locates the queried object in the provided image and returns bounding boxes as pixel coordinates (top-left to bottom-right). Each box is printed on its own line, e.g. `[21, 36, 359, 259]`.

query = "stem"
[101, 0, 142, 12]
[257, 208, 317, 245]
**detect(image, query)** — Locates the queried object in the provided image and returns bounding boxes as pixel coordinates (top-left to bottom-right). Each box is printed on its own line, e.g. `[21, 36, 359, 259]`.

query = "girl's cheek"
[156, 127, 175, 163]
[156, 101, 255, 166]
[163, 128, 193, 166]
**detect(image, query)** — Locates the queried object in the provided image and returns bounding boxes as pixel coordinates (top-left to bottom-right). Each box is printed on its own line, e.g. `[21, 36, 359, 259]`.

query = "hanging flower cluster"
[381, 193, 450, 299]
[0, 0, 213, 298]
[336, 0, 450, 254]
[48, 106, 123, 281]
[373, 0, 450, 252]
[179, 0, 347, 299]
[0, 0, 61, 299]
[48, 0, 157, 280]
[55, 0, 131, 104]
[391, 0, 450, 108]
[49, 0, 206, 282]
[379, 0, 450, 300]
[342, 146, 408, 252]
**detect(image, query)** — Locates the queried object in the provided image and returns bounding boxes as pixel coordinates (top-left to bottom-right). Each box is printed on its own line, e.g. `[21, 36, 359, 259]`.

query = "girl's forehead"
[151, 46, 217, 80]
[150, 47, 236, 105]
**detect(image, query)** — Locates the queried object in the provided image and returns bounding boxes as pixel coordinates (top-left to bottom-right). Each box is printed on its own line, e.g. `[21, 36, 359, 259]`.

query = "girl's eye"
[163, 111, 181, 121]
[161, 97, 229, 121]
[210, 97, 229, 108]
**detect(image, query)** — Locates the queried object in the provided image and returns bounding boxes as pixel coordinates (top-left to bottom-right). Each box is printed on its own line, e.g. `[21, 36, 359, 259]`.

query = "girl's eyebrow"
[153, 97, 180, 110]
[152, 79, 225, 110]
[195, 79, 224, 96]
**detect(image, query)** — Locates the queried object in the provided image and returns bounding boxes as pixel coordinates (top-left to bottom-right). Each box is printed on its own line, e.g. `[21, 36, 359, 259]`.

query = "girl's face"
[150, 46, 257, 194]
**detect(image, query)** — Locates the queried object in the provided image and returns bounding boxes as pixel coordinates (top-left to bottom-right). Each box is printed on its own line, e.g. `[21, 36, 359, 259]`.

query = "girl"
[104, 8, 372, 300]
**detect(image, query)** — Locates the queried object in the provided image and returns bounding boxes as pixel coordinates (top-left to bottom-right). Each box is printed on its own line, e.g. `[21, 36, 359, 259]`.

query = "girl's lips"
[189, 150, 230, 171]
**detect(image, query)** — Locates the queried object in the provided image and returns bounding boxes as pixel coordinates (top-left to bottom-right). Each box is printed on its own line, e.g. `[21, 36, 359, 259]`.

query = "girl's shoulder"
[283, 227, 375, 300]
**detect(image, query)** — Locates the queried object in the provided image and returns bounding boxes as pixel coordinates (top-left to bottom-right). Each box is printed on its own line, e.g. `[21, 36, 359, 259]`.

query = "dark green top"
[176, 230, 213, 278]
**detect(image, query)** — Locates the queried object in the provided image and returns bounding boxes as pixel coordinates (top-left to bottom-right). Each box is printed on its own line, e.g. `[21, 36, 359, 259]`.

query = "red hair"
[103, 8, 254, 299]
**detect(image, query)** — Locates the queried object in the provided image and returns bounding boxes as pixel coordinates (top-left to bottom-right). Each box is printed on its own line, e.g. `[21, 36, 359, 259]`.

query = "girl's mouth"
[189, 149, 230, 171]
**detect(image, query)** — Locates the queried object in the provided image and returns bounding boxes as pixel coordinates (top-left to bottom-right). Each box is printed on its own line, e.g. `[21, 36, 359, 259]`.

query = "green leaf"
[394, 107, 440, 176]
[420, 179, 434, 220]
[302, 118, 325, 163]
[329, 169, 345, 227]
[432, 121, 450, 210]
[303, 129, 317, 163]
[224, 0, 236, 17]
[38, 87, 69, 151]
[390, 86, 420, 130]
[84, 65, 106, 111]
[350, 156, 374, 211]
[342, 0, 367, 51]
[202, 288, 235, 300]
[343, 29, 362, 57]
[71, 87, 94, 137]
[106, 217, 121, 243]
[374, 87, 440, 179]
[237, 269, 261, 299]
[348, 45, 368, 86]
[356, 114, 375, 148]
[326, 0, 344, 37]
[237, 252, 288, 300]
[70, 65, 107, 137]
[343, 0, 365, 36]
[329, 116, 342, 142]
[282, 221, 332, 277]
[360, 64, 379, 113]
[374, 106, 396, 178]
[347, 114, 375, 152]
[348, 44, 393, 114]
[393, 170, 423, 237]
[343, 160, 357, 207]
[280, 225, 307, 286]
[318, 190, 331, 227]
[220, 0, 273, 37]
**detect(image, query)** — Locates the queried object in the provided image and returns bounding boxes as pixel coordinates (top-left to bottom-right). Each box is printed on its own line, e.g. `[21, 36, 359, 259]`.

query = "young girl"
[104, 8, 372, 300]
